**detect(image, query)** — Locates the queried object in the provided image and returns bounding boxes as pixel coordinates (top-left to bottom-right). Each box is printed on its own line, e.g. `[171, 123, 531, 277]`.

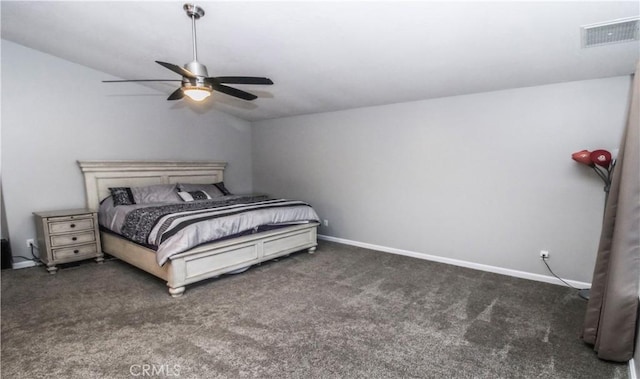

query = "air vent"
[581, 17, 639, 48]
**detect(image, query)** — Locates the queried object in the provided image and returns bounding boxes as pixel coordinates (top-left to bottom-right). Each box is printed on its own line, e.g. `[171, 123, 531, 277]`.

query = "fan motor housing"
[184, 61, 209, 77]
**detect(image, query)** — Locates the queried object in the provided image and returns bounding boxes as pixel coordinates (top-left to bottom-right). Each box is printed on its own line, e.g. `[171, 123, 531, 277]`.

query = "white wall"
[252, 76, 631, 283]
[1, 40, 253, 261]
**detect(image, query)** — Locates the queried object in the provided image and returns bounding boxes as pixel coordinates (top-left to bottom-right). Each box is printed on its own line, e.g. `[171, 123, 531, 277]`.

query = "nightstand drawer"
[50, 231, 96, 247]
[48, 218, 94, 234]
[52, 243, 98, 260]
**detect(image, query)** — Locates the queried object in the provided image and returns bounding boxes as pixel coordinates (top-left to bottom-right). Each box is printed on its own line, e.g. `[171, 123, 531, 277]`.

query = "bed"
[78, 160, 319, 297]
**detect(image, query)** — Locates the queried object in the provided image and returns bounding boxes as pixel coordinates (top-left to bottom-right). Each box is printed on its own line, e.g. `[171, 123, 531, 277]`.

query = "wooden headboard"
[77, 160, 227, 211]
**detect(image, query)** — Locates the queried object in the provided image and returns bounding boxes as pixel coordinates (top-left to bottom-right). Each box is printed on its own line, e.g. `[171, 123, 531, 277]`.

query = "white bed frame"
[78, 160, 318, 297]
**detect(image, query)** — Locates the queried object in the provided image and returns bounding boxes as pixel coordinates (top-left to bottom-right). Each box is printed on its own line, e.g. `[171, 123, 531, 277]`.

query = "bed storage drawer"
[263, 228, 315, 257]
[184, 245, 259, 279]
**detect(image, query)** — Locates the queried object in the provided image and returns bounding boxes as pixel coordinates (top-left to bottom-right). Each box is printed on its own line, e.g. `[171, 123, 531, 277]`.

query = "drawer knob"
[72, 237, 77, 241]
[73, 250, 79, 254]
[70, 224, 76, 228]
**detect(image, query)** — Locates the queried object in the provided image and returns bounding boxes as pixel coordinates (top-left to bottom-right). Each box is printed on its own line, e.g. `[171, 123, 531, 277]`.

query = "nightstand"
[33, 209, 103, 274]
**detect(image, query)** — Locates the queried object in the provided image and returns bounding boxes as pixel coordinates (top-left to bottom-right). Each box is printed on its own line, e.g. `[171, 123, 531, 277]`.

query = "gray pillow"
[131, 184, 182, 204]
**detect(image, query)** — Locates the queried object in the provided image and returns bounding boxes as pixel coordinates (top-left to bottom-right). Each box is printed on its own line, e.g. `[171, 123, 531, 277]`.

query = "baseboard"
[630, 358, 637, 379]
[11, 260, 40, 269]
[317, 234, 592, 289]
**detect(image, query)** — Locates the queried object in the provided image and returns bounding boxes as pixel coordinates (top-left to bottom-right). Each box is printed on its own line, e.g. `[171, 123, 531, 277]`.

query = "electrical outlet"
[540, 250, 550, 259]
[323, 219, 329, 227]
[26, 238, 35, 248]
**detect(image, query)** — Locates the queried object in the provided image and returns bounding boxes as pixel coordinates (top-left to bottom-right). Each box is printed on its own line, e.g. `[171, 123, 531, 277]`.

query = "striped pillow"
[177, 190, 212, 202]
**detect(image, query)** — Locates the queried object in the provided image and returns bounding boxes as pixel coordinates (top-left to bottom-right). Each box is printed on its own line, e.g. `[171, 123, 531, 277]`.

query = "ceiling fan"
[103, 3, 273, 102]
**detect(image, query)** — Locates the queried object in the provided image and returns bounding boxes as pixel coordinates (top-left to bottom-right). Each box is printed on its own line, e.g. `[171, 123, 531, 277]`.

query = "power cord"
[541, 257, 578, 290]
[541, 256, 591, 301]
[13, 255, 38, 262]
[13, 242, 43, 265]
[29, 242, 41, 262]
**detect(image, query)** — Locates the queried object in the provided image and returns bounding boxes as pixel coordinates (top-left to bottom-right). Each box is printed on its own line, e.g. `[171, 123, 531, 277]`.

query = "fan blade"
[211, 83, 257, 101]
[102, 79, 182, 83]
[167, 88, 184, 101]
[211, 77, 273, 85]
[156, 61, 197, 79]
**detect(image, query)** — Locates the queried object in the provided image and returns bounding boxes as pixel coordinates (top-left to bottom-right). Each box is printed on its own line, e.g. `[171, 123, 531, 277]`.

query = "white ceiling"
[2, 1, 639, 122]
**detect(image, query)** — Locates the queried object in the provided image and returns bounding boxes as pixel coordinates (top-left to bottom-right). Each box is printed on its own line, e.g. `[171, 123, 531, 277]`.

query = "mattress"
[99, 195, 320, 265]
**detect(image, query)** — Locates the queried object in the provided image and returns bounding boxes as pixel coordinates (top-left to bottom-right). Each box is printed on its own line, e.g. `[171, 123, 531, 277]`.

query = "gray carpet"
[1, 241, 628, 378]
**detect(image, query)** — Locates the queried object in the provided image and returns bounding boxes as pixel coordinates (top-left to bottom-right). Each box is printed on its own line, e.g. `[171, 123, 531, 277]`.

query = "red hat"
[590, 150, 612, 168]
[571, 150, 593, 166]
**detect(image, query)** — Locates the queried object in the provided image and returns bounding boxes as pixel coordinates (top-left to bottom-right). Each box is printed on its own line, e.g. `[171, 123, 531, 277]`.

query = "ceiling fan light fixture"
[183, 87, 212, 101]
[102, 4, 273, 103]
